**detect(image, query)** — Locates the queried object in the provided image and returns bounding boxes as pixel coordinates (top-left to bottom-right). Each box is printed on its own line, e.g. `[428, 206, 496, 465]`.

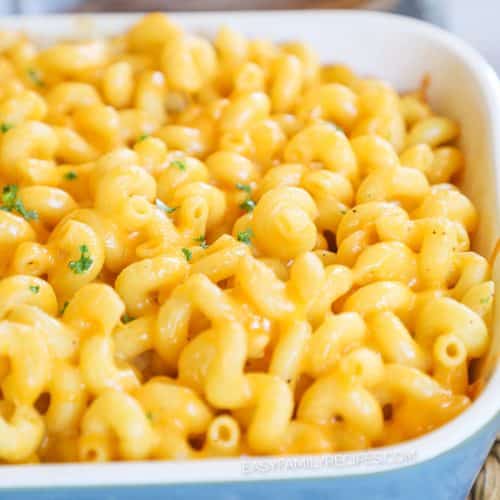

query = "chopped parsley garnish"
[182, 248, 192, 261]
[64, 171, 78, 181]
[239, 199, 256, 213]
[237, 228, 254, 245]
[480, 296, 491, 304]
[155, 198, 177, 214]
[60, 301, 69, 315]
[0, 123, 13, 133]
[146, 411, 153, 421]
[235, 183, 252, 193]
[0, 184, 38, 221]
[121, 313, 135, 324]
[29, 285, 40, 294]
[171, 159, 186, 171]
[137, 133, 150, 142]
[2, 185, 17, 207]
[27, 68, 44, 86]
[237, 183, 255, 213]
[68, 245, 93, 274]
[193, 235, 208, 249]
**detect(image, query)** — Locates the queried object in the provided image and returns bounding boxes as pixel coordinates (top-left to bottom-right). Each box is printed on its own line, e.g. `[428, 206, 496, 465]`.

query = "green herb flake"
[0, 123, 13, 133]
[137, 133, 150, 142]
[181, 247, 192, 261]
[237, 228, 254, 245]
[480, 296, 491, 305]
[68, 244, 93, 274]
[0, 184, 38, 221]
[155, 198, 177, 214]
[64, 171, 78, 181]
[29, 285, 40, 294]
[171, 159, 187, 171]
[121, 313, 135, 324]
[146, 411, 154, 421]
[1, 184, 18, 206]
[27, 68, 44, 87]
[193, 235, 208, 249]
[239, 199, 256, 213]
[60, 301, 69, 316]
[16, 204, 37, 221]
[332, 123, 345, 133]
[235, 183, 252, 193]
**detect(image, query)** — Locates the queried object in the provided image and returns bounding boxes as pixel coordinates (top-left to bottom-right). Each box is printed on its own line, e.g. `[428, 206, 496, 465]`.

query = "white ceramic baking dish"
[0, 10, 498, 500]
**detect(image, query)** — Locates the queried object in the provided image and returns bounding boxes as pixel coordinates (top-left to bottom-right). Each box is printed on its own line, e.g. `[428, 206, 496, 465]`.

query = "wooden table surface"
[469, 438, 499, 500]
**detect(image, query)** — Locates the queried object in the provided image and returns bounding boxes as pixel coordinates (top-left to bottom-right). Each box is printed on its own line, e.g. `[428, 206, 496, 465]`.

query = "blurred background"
[0, 1, 498, 72]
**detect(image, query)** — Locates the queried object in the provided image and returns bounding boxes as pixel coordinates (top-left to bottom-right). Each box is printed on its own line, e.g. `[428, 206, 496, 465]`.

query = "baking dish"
[0, 10, 499, 500]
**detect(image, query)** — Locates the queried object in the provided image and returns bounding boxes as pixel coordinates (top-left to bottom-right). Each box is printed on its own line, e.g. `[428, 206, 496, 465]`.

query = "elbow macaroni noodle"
[0, 13, 494, 464]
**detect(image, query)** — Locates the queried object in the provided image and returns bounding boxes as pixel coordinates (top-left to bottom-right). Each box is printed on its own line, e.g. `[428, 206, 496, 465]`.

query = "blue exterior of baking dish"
[2, 415, 498, 500]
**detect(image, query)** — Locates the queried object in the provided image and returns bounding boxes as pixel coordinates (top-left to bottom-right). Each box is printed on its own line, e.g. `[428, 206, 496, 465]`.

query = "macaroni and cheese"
[0, 13, 494, 464]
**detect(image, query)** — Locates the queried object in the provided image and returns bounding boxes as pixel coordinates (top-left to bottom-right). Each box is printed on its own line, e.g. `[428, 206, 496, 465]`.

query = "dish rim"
[0, 9, 499, 488]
